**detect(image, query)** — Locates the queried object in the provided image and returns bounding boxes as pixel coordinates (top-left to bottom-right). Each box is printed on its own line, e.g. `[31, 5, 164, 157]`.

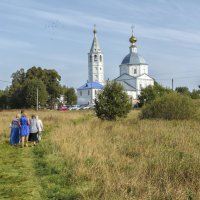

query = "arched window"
[88, 90, 90, 95]
[100, 55, 102, 62]
[94, 55, 98, 62]
[134, 69, 137, 74]
[80, 91, 82, 96]
[90, 55, 92, 62]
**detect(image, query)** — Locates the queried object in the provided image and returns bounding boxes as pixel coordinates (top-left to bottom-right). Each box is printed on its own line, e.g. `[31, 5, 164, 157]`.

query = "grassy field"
[0, 109, 200, 199]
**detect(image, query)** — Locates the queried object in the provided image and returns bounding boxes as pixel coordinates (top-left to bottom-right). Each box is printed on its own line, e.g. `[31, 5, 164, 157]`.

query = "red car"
[58, 105, 69, 111]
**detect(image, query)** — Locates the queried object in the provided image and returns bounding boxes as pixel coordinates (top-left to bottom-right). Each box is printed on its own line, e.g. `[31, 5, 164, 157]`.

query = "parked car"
[76, 105, 86, 110]
[68, 105, 80, 110]
[58, 105, 69, 111]
[83, 104, 95, 110]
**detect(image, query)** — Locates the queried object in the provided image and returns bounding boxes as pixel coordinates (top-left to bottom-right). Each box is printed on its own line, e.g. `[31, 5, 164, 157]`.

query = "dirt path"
[0, 143, 43, 200]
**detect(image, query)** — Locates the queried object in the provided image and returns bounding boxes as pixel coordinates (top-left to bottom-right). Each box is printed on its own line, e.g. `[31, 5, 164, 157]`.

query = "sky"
[0, 0, 200, 91]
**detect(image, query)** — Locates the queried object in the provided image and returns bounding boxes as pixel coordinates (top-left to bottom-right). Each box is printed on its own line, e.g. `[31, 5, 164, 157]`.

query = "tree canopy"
[95, 81, 132, 121]
[175, 86, 190, 96]
[62, 86, 77, 105]
[138, 83, 172, 107]
[23, 79, 48, 108]
[3, 66, 70, 109]
[140, 92, 196, 120]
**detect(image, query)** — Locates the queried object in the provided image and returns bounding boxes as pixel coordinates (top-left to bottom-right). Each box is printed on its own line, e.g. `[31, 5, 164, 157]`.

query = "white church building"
[115, 30, 154, 102]
[77, 26, 104, 105]
[77, 26, 154, 105]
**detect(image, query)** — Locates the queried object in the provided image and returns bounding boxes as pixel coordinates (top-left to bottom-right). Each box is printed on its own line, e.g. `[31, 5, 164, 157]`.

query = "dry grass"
[1, 109, 200, 199]
[50, 110, 200, 199]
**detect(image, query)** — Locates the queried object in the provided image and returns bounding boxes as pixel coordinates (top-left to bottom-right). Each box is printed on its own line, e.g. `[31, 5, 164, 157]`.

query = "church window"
[80, 91, 82, 96]
[94, 55, 98, 61]
[134, 69, 137, 74]
[90, 55, 92, 62]
[88, 90, 90, 95]
[100, 55, 102, 62]
[95, 90, 97, 95]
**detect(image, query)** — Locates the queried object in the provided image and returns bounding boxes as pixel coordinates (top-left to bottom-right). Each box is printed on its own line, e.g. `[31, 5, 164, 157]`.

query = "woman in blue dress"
[19, 112, 30, 147]
[10, 114, 20, 145]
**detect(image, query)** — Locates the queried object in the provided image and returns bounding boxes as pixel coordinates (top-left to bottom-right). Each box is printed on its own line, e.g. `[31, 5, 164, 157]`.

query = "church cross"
[131, 25, 134, 35]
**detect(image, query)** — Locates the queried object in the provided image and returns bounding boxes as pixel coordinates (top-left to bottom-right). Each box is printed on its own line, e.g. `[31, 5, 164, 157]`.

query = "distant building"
[77, 26, 154, 105]
[77, 82, 104, 105]
[115, 30, 154, 102]
[77, 26, 104, 105]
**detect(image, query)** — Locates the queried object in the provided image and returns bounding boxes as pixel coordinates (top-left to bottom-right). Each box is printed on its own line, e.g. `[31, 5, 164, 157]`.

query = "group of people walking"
[10, 110, 43, 147]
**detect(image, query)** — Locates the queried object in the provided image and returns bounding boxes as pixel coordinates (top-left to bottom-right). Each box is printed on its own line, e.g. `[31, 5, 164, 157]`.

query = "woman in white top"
[36, 115, 43, 141]
[29, 115, 39, 146]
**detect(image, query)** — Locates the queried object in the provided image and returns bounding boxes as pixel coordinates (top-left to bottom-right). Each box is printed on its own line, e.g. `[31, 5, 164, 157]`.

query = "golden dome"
[129, 35, 137, 44]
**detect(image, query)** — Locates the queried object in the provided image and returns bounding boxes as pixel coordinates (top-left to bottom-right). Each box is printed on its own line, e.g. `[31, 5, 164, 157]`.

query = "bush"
[140, 92, 196, 120]
[138, 83, 171, 107]
[95, 81, 132, 121]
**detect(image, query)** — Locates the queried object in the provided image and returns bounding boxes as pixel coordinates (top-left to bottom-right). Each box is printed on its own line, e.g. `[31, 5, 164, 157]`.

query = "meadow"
[0, 109, 200, 199]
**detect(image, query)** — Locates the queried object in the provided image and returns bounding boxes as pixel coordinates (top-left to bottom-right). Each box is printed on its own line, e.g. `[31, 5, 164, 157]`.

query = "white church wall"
[89, 59, 104, 84]
[77, 89, 92, 105]
[91, 89, 102, 104]
[120, 64, 149, 78]
[88, 49, 104, 84]
[129, 65, 139, 77]
[137, 74, 154, 80]
[126, 91, 137, 100]
[138, 64, 148, 75]
[77, 88, 102, 105]
[136, 75, 154, 96]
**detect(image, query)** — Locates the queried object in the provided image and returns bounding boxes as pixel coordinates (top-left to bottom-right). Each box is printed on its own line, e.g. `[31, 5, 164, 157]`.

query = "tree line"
[138, 83, 200, 107]
[0, 66, 77, 109]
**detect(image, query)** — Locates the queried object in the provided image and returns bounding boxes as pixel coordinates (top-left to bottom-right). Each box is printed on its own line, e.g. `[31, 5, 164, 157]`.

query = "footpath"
[0, 124, 82, 200]
[0, 142, 43, 200]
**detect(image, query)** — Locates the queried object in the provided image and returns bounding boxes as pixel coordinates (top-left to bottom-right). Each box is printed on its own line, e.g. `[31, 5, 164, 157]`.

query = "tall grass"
[50, 110, 200, 199]
[1, 109, 200, 199]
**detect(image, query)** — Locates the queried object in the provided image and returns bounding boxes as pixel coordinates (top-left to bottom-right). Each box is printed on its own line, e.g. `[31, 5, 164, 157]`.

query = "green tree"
[8, 66, 63, 108]
[44, 69, 62, 108]
[138, 83, 171, 106]
[175, 86, 190, 96]
[95, 81, 132, 121]
[0, 90, 8, 109]
[140, 92, 196, 120]
[11, 68, 26, 85]
[27, 67, 62, 106]
[190, 89, 200, 99]
[7, 68, 27, 108]
[63, 87, 77, 105]
[26, 66, 45, 80]
[23, 79, 48, 108]
[8, 84, 25, 108]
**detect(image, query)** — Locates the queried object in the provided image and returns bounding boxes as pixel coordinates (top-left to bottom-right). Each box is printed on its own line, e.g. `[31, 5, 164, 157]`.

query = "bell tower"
[88, 25, 104, 85]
